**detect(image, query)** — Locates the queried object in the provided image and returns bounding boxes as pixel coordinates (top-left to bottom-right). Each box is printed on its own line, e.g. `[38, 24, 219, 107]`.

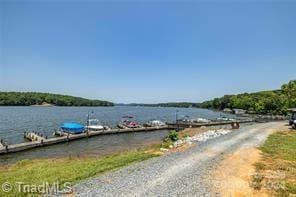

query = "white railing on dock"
[24, 132, 46, 141]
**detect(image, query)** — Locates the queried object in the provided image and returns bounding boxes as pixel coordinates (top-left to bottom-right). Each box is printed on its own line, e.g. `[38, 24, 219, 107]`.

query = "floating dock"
[0, 126, 169, 154]
[167, 119, 253, 129]
[0, 120, 253, 155]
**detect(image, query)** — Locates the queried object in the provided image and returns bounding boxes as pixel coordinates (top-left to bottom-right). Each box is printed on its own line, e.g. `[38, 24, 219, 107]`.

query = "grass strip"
[252, 131, 296, 196]
[0, 148, 161, 196]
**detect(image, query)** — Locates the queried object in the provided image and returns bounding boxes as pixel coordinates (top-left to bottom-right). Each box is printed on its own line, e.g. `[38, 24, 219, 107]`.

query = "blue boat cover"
[60, 122, 85, 134]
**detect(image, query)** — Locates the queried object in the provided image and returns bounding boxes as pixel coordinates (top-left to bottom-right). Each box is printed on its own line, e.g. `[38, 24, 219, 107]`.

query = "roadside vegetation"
[0, 92, 113, 106]
[251, 131, 296, 196]
[0, 147, 161, 196]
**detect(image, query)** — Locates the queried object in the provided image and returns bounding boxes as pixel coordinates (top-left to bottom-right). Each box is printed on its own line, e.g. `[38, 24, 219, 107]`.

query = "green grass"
[252, 131, 296, 196]
[285, 183, 296, 195]
[260, 132, 296, 161]
[0, 149, 161, 196]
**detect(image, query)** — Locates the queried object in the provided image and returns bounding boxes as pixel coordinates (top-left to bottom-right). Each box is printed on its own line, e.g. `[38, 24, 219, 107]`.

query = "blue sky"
[1, 1, 296, 103]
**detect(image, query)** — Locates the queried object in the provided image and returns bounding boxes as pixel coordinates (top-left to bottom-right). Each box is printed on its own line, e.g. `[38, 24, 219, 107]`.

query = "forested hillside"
[0, 92, 114, 106]
[124, 80, 296, 115]
[1, 80, 295, 113]
[126, 102, 200, 108]
[200, 80, 296, 115]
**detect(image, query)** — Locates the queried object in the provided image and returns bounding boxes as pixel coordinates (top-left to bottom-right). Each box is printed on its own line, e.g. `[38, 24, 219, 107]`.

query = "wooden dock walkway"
[0, 126, 169, 155]
[167, 119, 253, 129]
[0, 120, 253, 155]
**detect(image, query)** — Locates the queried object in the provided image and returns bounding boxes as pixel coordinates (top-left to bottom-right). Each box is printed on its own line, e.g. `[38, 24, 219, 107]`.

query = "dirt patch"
[170, 143, 193, 153]
[144, 149, 164, 156]
[210, 147, 271, 196]
[179, 127, 209, 137]
[209, 122, 288, 197]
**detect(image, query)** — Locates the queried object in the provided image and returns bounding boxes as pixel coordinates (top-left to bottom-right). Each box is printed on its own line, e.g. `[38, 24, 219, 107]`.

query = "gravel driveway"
[72, 122, 284, 197]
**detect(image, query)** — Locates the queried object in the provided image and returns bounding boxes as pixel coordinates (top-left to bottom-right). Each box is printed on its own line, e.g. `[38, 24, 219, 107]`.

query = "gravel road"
[72, 122, 285, 197]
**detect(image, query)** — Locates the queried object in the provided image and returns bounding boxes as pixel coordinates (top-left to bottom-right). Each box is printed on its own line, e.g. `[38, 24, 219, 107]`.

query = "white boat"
[216, 117, 236, 121]
[144, 120, 166, 127]
[190, 118, 211, 123]
[86, 119, 105, 131]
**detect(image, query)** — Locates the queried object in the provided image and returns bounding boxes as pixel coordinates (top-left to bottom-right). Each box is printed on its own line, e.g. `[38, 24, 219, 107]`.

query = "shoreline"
[30, 103, 54, 107]
[0, 120, 252, 156]
[0, 122, 287, 196]
[71, 122, 285, 196]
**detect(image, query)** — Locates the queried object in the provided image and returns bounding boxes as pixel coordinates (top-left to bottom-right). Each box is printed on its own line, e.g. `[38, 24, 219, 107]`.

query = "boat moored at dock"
[190, 118, 211, 123]
[0, 118, 254, 155]
[216, 117, 236, 122]
[144, 120, 167, 127]
[117, 116, 141, 129]
[60, 122, 85, 134]
[86, 119, 105, 131]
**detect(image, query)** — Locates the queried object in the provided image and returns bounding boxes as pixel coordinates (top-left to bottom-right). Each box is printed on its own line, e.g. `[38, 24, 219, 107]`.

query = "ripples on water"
[0, 106, 229, 164]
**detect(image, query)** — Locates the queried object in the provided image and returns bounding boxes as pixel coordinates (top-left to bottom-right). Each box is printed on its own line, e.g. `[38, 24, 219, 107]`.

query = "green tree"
[0, 92, 114, 107]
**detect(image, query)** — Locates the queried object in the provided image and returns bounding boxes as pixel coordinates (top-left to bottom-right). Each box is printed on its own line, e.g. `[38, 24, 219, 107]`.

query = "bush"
[183, 133, 190, 138]
[168, 130, 179, 142]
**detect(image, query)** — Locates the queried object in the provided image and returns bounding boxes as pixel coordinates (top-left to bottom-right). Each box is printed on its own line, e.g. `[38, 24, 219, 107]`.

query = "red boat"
[117, 116, 141, 129]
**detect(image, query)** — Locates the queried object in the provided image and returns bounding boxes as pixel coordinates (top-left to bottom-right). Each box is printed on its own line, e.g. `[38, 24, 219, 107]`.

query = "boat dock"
[0, 126, 169, 154]
[0, 120, 253, 155]
[167, 119, 253, 129]
[24, 132, 47, 141]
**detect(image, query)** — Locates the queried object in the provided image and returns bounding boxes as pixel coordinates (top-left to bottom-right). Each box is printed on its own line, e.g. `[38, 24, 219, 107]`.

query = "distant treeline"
[0, 92, 114, 106]
[199, 80, 296, 115]
[126, 102, 200, 108]
[125, 80, 296, 115]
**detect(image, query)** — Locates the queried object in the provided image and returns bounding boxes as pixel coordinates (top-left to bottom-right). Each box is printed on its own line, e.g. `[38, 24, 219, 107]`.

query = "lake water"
[0, 106, 230, 165]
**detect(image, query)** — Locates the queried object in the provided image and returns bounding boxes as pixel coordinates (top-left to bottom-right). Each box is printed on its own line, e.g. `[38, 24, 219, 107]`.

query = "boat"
[176, 115, 191, 123]
[190, 118, 211, 123]
[85, 110, 112, 131]
[59, 122, 85, 134]
[86, 119, 105, 131]
[216, 117, 236, 121]
[118, 116, 141, 129]
[144, 120, 166, 127]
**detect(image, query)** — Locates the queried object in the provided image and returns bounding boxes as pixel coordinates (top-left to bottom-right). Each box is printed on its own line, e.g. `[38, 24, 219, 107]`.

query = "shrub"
[168, 130, 179, 142]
